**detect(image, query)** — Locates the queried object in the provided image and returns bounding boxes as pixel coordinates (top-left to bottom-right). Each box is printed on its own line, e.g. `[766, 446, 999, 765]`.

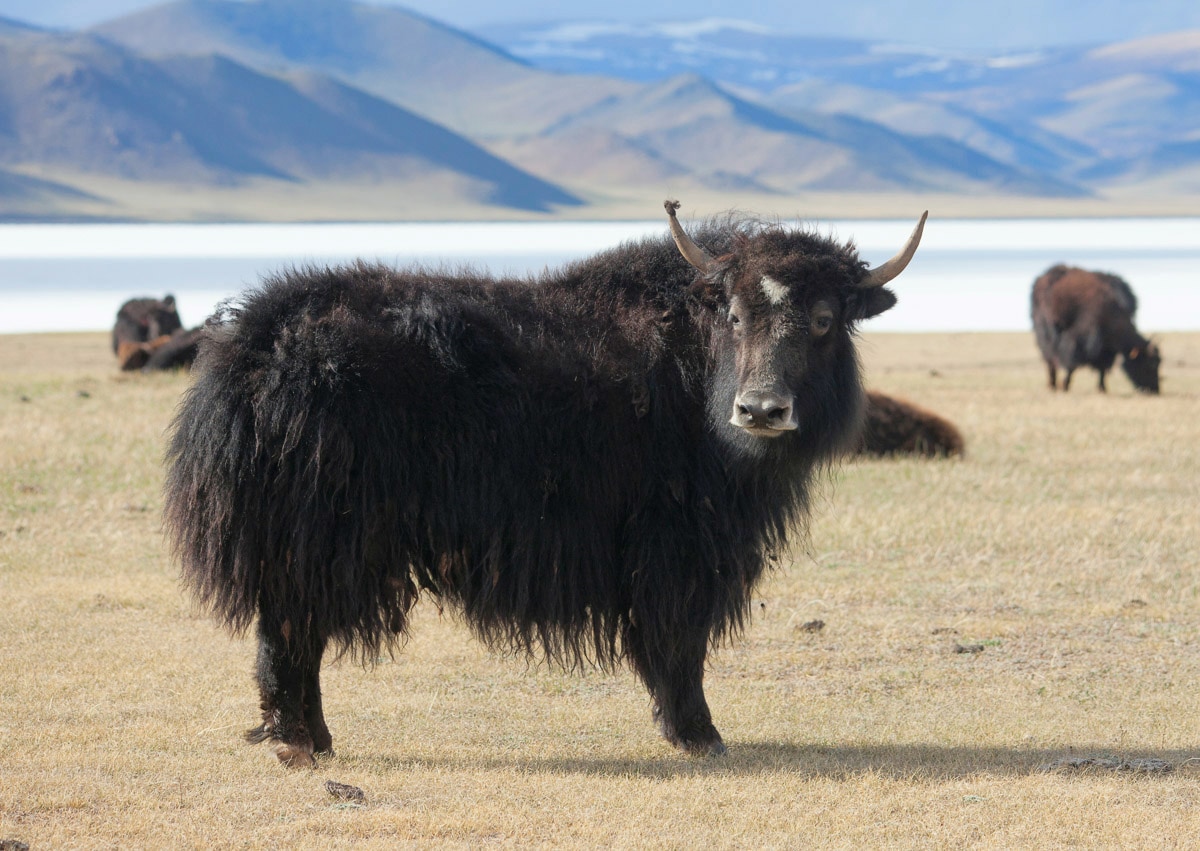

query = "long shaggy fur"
[164, 216, 890, 759]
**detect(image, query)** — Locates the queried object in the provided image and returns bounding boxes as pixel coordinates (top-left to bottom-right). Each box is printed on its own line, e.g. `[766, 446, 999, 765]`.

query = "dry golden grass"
[2, 330, 1199, 849]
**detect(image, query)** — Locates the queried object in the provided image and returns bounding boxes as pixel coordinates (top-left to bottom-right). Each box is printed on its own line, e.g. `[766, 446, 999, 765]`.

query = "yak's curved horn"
[860, 211, 928, 288]
[664, 200, 713, 273]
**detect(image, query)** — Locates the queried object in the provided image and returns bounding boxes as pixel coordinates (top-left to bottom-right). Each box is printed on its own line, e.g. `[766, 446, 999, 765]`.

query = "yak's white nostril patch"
[760, 275, 788, 305]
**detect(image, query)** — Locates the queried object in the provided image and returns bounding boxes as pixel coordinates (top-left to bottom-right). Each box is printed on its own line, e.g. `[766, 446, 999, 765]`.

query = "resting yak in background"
[112, 295, 183, 369]
[164, 201, 927, 768]
[1030, 264, 1160, 393]
[112, 294, 202, 371]
[858, 391, 964, 458]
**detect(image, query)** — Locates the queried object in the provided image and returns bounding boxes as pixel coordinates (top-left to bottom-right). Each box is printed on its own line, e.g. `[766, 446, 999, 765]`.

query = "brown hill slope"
[0, 29, 580, 213]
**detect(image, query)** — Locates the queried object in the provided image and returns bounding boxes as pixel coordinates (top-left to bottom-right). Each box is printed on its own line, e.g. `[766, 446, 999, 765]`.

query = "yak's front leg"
[628, 624, 726, 757]
[246, 611, 330, 768]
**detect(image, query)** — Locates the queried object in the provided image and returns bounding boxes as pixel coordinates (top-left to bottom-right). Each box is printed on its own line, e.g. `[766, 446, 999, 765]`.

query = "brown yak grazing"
[1030, 265, 1160, 394]
[857, 391, 964, 458]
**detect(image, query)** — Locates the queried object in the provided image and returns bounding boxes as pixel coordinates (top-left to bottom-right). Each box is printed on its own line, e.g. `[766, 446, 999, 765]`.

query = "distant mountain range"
[0, 0, 1197, 221]
[482, 20, 1200, 186]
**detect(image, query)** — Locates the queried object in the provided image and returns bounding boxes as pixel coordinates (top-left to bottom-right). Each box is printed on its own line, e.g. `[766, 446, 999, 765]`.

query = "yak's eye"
[811, 304, 834, 337]
[729, 311, 741, 326]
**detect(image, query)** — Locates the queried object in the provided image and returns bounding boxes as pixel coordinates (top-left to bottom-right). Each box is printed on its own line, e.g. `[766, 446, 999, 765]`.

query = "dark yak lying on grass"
[857, 390, 964, 458]
[164, 201, 927, 768]
[112, 294, 203, 371]
[1030, 264, 1160, 393]
[112, 294, 183, 370]
[142, 327, 204, 371]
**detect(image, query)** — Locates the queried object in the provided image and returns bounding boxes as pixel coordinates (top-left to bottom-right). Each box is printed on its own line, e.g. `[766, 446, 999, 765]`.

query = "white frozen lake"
[1, 217, 1197, 334]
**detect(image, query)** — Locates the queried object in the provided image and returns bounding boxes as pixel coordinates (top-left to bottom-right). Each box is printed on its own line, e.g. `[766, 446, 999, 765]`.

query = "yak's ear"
[849, 286, 897, 320]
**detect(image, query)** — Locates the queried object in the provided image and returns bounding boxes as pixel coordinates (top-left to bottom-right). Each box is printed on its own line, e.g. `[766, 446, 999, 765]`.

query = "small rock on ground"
[325, 780, 367, 803]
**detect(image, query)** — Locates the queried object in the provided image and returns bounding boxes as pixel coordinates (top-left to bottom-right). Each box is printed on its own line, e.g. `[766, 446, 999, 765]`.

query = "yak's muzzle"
[731, 391, 798, 436]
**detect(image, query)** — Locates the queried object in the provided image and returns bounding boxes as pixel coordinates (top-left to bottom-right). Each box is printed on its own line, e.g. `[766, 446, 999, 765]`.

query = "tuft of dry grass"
[1, 330, 1198, 849]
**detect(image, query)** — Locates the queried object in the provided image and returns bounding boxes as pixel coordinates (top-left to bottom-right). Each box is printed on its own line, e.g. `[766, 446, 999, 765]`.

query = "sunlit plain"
[1, 330, 1197, 847]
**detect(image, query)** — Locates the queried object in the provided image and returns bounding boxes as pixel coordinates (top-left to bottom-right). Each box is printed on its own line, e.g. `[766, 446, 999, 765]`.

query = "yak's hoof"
[664, 725, 727, 757]
[680, 737, 727, 757]
[703, 739, 728, 757]
[272, 741, 317, 769]
[653, 707, 726, 756]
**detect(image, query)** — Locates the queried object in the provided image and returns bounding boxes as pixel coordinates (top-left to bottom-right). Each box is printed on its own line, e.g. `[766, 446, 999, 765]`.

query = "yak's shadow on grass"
[351, 742, 1199, 781]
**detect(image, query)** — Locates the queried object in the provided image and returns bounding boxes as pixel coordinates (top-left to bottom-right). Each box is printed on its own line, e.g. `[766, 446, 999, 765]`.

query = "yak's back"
[165, 253, 708, 659]
[1032, 265, 1135, 328]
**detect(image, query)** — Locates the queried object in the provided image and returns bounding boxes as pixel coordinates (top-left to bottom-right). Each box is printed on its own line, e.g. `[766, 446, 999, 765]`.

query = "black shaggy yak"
[857, 391, 964, 458]
[1031, 264, 1160, 393]
[113, 295, 184, 370]
[164, 201, 927, 767]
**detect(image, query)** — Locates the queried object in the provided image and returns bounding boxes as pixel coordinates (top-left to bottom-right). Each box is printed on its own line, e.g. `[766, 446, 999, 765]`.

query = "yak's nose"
[731, 391, 797, 433]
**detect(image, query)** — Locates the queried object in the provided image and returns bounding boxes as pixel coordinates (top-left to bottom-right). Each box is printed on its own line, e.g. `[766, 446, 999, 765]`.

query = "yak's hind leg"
[1045, 359, 1058, 390]
[246, 609, 330, 768]
[627, 624, 726, 757]
[302, 645, 333, 756]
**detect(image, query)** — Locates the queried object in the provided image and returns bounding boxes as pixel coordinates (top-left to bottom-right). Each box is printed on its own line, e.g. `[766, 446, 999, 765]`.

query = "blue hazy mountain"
[482, 19, 1200, 189]
[0, 22, 580, 214]
[0, 0, 1196, 219]
[90, 1, 1098, 195]
[91, 0, 636, 137]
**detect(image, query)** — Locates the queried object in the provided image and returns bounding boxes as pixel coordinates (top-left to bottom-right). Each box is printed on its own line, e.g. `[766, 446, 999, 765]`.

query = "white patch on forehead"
[760, 275, 789, 305]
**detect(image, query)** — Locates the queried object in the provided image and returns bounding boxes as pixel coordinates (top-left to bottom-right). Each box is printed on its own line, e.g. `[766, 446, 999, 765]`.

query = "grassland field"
[1, 329, 1198, 849]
